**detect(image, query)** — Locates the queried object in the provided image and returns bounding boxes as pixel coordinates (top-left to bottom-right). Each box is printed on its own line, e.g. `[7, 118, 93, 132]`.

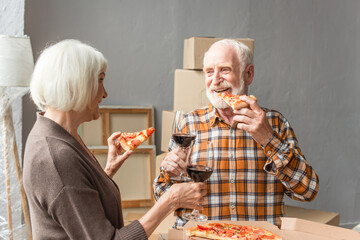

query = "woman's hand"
[104, 132, 133, 178]
[165, 182, 207, 211]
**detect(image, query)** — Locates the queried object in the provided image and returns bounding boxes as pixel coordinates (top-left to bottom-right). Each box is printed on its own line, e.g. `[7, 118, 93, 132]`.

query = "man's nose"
[212, 70, 222, 85]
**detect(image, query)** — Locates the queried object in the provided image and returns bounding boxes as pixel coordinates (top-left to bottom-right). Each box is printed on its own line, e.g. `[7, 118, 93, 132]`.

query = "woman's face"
[86, 71, 108, 121]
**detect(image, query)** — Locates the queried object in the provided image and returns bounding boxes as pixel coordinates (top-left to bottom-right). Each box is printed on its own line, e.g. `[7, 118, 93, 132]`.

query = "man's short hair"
[204, 39, 253, 73]
[30, 39, 107, 112]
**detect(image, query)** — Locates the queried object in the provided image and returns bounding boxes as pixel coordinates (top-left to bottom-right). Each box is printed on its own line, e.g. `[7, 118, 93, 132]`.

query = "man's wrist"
[160, 168, 172, 184]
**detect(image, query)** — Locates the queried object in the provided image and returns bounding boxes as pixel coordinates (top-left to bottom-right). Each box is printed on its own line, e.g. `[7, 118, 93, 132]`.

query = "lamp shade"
[0, 35, 34, 87]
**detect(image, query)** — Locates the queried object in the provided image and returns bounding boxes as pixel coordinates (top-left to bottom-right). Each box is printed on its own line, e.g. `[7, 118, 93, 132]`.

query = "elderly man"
[153, 39, 319, 228]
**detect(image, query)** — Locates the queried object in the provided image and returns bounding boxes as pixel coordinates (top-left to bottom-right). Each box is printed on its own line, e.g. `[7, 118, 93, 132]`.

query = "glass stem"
[191, 209, 200, 215]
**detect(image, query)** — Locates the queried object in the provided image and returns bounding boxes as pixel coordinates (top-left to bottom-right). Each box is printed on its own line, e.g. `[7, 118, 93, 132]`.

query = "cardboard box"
[280, 217, 360, 240]
[183, 37, 255, 70]
[173, 69, 209, 113]
[155, 153, 167, 177]
[161, 110, 175, 152]
[167, 218, 360, 240]
[284, 205, 340, 226]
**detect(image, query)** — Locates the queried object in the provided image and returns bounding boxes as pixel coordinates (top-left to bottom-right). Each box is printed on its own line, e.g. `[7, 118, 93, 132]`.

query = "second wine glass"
[182, 141, 214, 221]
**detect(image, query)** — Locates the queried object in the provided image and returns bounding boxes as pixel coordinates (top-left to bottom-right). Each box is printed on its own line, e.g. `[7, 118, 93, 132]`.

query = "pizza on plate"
[185, 222, 281, 240]
[117, 127, 155, 151]
[217, 92, 257, 110]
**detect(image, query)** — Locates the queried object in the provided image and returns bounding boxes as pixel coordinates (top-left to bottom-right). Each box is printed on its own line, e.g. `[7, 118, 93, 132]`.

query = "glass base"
[182, 212, 208, 221]
[170, 175, 192, 183]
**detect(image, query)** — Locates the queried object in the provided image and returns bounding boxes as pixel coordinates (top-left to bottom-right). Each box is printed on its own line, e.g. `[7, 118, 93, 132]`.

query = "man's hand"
[104, 132, 133, 178]
[161, 148, 188, 177]
[233, 95, 274, 146]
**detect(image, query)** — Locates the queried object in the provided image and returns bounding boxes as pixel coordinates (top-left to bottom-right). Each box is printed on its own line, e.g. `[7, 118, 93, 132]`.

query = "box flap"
[284, 205, 339, 226]
[167, 228, 183, 240]
[281, 230, 339, 240]
[281, 217, 360, 240]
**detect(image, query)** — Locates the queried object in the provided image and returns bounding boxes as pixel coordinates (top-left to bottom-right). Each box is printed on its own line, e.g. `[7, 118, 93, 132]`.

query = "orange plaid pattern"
[153, 104, 319, 228]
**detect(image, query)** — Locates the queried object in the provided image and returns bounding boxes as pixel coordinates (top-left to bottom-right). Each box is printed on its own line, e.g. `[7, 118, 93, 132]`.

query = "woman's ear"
[243, 64, 254, 86]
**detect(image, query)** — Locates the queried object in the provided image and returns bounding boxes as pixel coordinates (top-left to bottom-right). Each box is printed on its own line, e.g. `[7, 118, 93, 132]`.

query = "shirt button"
[230, 179, 235, 184]
[267, 151, 271, 154]
[231, 205, 235, 209]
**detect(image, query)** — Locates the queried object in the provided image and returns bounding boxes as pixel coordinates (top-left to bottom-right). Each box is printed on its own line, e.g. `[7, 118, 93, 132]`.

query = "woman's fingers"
[169, 182, 207, 209]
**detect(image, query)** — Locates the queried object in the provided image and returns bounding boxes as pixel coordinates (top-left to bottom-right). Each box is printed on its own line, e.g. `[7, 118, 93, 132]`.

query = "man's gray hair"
[204, 39, 253, 73]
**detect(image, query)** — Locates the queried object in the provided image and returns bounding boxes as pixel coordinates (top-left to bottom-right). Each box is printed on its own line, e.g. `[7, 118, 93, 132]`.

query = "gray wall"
[24, 0, 360, 226]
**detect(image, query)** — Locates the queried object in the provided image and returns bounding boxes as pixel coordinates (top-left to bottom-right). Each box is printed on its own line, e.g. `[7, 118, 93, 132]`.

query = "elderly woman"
[23, 39, 206, 240]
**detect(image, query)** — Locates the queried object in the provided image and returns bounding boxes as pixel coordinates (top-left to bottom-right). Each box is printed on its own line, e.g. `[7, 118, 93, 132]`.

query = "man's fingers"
[162, 161, 182, 176]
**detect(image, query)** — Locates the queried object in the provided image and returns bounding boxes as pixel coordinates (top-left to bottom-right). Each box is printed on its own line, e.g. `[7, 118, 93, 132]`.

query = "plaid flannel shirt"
[153, 104, 319, 228]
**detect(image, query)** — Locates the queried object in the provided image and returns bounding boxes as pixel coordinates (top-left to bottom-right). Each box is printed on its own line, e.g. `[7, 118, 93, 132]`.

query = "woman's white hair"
[30, 39, 107, 112]
[204, 39, 253, 73]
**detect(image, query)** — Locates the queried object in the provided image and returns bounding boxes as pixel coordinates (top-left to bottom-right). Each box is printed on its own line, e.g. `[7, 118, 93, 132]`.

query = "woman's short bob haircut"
[30, 39, 107, 112]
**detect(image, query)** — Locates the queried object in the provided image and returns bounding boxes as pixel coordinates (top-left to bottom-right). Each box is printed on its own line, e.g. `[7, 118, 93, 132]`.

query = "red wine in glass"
[186, 165, 213, 182]
[182, 141, 214, 221]
[170, 111, 196, 182]
[172, 133, 196, 148]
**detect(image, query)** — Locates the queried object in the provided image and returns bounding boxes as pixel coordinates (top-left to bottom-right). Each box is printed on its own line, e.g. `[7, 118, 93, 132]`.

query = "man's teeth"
[214, 88, 229, 93]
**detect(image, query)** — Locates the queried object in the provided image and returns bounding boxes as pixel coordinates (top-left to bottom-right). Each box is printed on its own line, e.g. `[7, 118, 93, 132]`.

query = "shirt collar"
[208, 104, 219, 127]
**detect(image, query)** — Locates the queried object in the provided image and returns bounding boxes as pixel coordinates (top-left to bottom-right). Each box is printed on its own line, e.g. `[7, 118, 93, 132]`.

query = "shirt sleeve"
[263, 115, 319, 202]
[153, 167, 173, 201]
[153, 132, 179, 201]
[49, 187, 148, 240]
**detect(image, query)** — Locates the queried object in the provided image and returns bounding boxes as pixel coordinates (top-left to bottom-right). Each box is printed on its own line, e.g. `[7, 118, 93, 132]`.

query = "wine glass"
[170, 111, 196, 182]
[182, 141, 214, 221]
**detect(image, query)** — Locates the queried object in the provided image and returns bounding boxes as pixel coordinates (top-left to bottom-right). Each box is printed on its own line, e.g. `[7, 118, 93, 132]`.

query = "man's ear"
[243, 64, 254, 86]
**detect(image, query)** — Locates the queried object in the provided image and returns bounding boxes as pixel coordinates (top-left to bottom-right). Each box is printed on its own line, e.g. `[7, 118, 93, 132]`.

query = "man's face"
[203, 44, 246, 109]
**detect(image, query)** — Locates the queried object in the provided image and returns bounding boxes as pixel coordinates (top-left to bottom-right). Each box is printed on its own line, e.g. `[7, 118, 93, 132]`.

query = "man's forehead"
[204, 44, 239, 66]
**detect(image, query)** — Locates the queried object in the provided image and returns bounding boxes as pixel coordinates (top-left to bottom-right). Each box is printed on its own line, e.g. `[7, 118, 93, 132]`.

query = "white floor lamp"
[0, 35, 33, 240]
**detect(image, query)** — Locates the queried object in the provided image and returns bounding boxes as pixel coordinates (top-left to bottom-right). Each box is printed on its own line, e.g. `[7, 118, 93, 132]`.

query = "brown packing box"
[161, 110, 175, 152]
[280, 217, 360, 240]
[155, 152, 167, 177]
[167, 218, 360, 240]
[284, 205, 340, 226]
[173, 69, 209, 113]
[183, 37, 255, 70]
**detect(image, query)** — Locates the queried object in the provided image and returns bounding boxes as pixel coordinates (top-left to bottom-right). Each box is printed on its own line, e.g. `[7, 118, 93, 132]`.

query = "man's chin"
[206, 92, 229, 109]
[212, 101, 230, 109]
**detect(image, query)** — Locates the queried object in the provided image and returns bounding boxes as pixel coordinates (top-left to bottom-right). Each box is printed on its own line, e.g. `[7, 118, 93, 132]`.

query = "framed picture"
[79, 106, 154, 146]
[89, 145, 155, 208]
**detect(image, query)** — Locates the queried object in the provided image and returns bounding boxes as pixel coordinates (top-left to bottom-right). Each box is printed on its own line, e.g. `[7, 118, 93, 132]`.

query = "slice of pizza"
[217, 92, 257, 110]
[117, 127, 155, 151]
[185, 222, 281, 240]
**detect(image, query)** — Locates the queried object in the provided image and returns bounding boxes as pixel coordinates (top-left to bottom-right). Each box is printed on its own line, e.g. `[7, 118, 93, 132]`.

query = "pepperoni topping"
[130, 139, 141, 146]
[146, 127, 155, 136]
[197, 224, 209, 231]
